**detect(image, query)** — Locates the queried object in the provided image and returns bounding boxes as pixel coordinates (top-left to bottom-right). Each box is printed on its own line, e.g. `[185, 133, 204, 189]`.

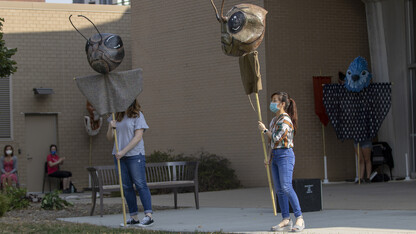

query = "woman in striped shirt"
[258, 92, 305, 232]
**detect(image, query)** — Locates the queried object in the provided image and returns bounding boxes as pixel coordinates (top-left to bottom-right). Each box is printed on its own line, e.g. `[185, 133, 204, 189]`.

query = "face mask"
[5, 150, 12, 155]
[51, 151, 56, 155]
[269, 102, 280, 113]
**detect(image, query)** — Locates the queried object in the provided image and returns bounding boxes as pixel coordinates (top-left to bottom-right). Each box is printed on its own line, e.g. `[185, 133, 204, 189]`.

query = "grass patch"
[0, 221, 225, 234]
[0, 221, 169, 233]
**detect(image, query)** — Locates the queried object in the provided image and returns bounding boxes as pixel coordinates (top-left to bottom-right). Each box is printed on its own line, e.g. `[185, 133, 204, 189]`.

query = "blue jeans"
[354, 139, 372, 149]
[271, 148, 302, 219]
[114, 154, 153, 216]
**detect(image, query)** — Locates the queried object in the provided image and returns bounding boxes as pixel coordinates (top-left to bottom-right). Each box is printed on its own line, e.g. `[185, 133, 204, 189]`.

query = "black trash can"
[275, 178, 322, 213]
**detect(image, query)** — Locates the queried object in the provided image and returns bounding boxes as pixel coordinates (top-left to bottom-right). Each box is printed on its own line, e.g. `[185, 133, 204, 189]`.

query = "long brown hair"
[3, 145, 14, 157]
[271, 92, 298, 135]
[115, 99, 141, 122]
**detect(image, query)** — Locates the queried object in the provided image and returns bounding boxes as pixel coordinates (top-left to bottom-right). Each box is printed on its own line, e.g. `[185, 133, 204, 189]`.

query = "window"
[115, 0, 130, 6]
[0, 77, 11, 139]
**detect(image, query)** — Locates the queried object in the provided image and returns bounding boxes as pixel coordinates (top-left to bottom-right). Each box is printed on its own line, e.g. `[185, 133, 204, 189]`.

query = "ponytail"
[287, 98, 298, 135]
[271, 92, 298, 135]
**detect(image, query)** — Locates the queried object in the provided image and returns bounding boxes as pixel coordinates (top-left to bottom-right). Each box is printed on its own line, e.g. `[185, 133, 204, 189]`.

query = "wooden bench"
[87, 161, 199, 216]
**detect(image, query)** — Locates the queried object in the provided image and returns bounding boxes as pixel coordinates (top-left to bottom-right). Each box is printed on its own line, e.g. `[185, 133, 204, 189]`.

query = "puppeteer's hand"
[110, 120, 117, 129]
[258, 121, 267, 132]
[115, 151, 126, 160]
[264, 157, 271, 167]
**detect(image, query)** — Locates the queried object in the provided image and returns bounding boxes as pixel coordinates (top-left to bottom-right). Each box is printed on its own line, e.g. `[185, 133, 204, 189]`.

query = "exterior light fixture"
[33, 88, 54, 95]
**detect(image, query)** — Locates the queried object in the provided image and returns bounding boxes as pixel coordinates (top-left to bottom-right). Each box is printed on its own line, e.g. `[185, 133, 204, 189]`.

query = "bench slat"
[102, 185, 120, 190]
[148, 181, 194, 188]
[87, 161, 199, 216]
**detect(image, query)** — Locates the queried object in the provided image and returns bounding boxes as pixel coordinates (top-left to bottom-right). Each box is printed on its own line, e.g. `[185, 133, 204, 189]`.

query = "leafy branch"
[0, 18, 18, 78]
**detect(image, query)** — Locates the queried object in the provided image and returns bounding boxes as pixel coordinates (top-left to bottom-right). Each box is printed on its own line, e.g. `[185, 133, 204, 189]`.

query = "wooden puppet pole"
[254, 92, 277, 216]
[112, 113, 127, 227]
[89, 136, 92, 166]
[88, 136, 92, 188]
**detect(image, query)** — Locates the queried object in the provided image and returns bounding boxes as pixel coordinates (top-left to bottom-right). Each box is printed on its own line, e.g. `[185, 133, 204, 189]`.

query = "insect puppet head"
[210, 0, 268, 57]
[69, 15, 125, 74]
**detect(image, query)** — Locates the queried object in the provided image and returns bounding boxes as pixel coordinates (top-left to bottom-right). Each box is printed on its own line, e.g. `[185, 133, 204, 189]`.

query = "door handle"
[26, 154, 32, 160]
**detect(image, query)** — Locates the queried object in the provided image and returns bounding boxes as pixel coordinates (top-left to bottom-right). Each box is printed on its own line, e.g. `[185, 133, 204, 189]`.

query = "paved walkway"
[59, 180, 416, 233]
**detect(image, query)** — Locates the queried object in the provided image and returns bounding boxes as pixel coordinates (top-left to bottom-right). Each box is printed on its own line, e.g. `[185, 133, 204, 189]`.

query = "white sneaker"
[137, 215, 154, 227]
[120, 217, 140, 227]
[271, 218, 292, 231]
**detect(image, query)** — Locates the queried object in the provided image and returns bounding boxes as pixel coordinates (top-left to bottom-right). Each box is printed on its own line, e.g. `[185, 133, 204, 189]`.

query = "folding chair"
[42, 161, 61, 193]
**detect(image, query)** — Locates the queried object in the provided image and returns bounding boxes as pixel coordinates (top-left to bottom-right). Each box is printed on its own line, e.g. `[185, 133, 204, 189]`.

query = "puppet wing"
[323, 83, 391, 142]
[75, 68, 143, 116]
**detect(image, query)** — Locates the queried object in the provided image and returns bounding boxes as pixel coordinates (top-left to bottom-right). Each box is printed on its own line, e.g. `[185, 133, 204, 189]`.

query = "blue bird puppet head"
[344, 56, 372, 92]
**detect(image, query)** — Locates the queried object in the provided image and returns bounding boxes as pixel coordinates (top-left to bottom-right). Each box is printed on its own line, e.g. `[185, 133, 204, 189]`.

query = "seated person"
[1, 145, 18, 188]
[47, 144, 72, 193]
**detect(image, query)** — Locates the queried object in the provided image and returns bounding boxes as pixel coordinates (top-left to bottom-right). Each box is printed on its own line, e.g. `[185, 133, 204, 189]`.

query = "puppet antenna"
[210, 0, 220, 22]
[220, 0, 226, 21]
[69, 15, 103, 44]
[210, 0, 226, 22]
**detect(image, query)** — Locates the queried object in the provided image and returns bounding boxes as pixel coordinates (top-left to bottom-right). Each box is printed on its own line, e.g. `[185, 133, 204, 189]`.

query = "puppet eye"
[228, 11, 245, 34]
[361, 70, 367, 76]
[85, 40, 91, 54]
[104, 35, 123, 49]
[347, 70, 352, 75]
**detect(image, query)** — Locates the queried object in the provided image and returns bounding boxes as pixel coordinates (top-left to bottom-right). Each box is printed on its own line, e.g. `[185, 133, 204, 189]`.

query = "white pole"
[322, 124, 329, 184]
[405, 153, 411, 181]
[355, 153, 359, 182]
[323, 156, 329, 184]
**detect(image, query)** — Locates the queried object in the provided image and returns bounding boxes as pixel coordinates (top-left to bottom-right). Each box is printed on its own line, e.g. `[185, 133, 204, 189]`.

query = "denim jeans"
[271, 148, 302, 219]
[114, 154, 153, 216]
[354, 139, 372, 149]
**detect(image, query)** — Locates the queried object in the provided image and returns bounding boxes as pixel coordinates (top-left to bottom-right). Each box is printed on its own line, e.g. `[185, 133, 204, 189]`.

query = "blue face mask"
[51, 151, 56, 155]
[269, 102, 280, 113]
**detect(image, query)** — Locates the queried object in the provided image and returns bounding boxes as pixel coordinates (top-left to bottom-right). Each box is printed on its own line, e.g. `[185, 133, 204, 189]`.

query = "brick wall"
[0, 1, 130, 190]
[0, 0, 369, 190]
[264, 0, 369, 181]
[131, 0, 369, 186]
[131, 0, 269, 187]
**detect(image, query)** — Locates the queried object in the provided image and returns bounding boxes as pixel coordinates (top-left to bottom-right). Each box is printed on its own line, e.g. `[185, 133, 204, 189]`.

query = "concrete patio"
[59, 180, 416, 233]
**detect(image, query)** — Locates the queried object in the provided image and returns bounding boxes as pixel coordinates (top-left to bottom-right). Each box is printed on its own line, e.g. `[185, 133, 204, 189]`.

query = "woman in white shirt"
[107, 100, 154, 227]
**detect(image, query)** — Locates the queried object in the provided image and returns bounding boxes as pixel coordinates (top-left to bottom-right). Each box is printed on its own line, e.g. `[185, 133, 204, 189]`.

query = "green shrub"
[146, 150, 173, 163]
[147, 150, 241, 192]
[0, 193, 9, 217]
[4, 186, 30, 210]
[41, 190, 72, 210]
[146, 150, 193, 163]
[196, 151, 241, 191]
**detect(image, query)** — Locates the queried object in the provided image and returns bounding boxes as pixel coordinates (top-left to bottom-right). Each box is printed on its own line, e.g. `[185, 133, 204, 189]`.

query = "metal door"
[25, 114, 57, 192]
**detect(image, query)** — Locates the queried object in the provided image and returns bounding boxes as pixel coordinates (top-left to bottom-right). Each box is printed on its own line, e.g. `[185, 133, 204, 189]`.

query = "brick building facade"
[0, 1, 130, 191]
[131, 0, 369, 186]
[0, 0, 377, 191]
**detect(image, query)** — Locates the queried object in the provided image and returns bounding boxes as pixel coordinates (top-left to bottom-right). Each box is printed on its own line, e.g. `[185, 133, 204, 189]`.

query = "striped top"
[269, 113, 294, 149]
